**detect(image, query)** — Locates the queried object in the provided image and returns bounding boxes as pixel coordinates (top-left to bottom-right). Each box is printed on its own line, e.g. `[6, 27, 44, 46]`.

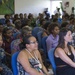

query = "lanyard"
[26, 49, 42, 69]
[26, 49, 38, 61]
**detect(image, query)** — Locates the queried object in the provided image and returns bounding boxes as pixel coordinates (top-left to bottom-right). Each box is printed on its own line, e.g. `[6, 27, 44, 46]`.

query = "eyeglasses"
[30, 41, 38, 44]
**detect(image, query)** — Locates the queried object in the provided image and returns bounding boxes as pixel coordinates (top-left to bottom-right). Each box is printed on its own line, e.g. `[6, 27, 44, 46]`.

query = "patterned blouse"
[0, 47, 13, 75]
[17, 58, 46, 75]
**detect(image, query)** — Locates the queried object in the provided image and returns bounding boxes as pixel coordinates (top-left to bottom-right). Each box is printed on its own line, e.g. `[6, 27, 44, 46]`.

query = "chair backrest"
[11, 51, 19, 75]
[48, 48, 56, 75]
[32, 27, 43, 39]
[37, 31, 43, 49]
[0, 18, 5, 24]
[42, 36, 48, 54]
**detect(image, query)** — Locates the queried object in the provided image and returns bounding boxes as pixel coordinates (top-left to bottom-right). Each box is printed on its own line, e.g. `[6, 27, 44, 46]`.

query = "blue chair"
[48, 48, 56, 75]
[42, 36, 48, 56]
[32, 27, 43, 39]
[37, 31, 43, 49]
[11, 51, 19, 75]
[58, 18, 62, 24]
[41, 36, 49, 62]
[0, 18, 5, 24]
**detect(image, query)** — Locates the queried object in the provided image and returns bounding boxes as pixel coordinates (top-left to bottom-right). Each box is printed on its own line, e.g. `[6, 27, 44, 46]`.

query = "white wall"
[0, 0, 50, 18]
[62, 0, 74, 15]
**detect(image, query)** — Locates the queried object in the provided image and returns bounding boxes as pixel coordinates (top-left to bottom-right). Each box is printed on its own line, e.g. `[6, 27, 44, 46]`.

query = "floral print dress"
[0, 47, 13, 75]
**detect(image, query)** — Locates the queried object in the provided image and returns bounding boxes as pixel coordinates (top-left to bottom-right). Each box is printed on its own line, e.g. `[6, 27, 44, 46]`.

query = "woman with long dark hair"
[54, 28, 75, 75]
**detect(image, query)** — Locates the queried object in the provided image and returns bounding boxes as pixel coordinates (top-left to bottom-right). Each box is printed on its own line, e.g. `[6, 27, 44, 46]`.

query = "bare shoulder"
[55, 47, 65, 57]
[55, 47, 64, 53]
[17, 49, 27, 59]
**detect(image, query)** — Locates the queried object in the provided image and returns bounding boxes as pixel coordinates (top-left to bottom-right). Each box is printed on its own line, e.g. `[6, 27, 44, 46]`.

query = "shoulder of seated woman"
[55, 48, 65, 57]
[19, 49, 27, 56]
[17, 49, 28, 61]
[56, 47, 63, 52]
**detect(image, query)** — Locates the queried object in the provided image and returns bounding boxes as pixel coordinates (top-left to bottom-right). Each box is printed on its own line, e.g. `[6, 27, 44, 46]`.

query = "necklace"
[26, 49, 42, 69]
[64, 47, 71, 55]
[67, 51, 71, 55]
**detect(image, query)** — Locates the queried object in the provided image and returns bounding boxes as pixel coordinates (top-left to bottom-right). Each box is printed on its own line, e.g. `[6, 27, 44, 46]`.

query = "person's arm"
[46, 37, 52, 51]
[70, 46, 75, 58]
[17, 50, 43, 75]
[5, 52, 11, 56]
[0, 67, 3, 72]
[55, 48, 75, 68]
[37, 50, 49, 75]
[42, 30, 48, 37]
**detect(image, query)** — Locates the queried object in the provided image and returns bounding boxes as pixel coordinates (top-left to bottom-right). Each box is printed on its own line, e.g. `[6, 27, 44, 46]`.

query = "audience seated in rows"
[0, 34, 13, 75]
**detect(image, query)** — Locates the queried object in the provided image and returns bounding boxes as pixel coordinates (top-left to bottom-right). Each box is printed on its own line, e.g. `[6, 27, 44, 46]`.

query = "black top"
[54, 50, 74, 67]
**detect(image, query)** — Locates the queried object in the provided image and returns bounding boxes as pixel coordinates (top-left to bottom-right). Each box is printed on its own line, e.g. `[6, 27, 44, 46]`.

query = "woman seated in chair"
[0, 34, 13, 75]
[17, 35, 49, 75]
[54, 28, 75, 75]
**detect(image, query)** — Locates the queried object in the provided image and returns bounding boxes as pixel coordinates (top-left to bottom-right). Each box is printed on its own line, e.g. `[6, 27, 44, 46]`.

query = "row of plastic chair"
[37, 31, 43, 48]
[11, 48, 57, 75]
[36, 30, 49, 63]
[11, 48, 56, 75]
[11, 51, 19, 75]
[48, 48, 56, 75]
[32, 27, 43, 39]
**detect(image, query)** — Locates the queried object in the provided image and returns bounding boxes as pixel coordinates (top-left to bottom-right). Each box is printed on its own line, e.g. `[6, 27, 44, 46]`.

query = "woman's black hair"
[19, 35, 32, 50]
[57, 28, 71, 50]
[42, 22, 50, 30]
[2, 27, 10, 37]
[61, 21, 69, 28]
[48, 23, 59, 34]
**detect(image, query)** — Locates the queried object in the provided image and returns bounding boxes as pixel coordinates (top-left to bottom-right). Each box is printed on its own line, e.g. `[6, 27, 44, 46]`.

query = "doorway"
[50, 0, 62, 17]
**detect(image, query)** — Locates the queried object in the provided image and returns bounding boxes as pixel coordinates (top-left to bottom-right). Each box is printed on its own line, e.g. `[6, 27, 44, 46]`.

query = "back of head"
[43, 22, 50, 30]
[19, 35, 32, 50]
[2, 27, 10, 37]
[14, 20, 22, 29]
[5, 19, 10, 24]
[21, 26, 32, 37]
[53, 18, 58, 23]
[61, 21, 69, 28]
